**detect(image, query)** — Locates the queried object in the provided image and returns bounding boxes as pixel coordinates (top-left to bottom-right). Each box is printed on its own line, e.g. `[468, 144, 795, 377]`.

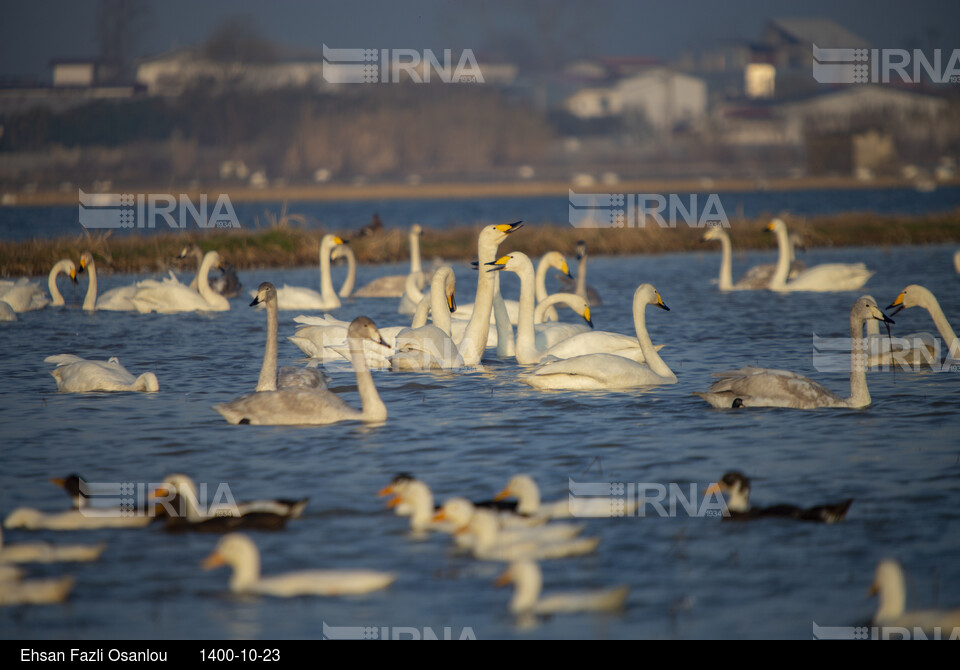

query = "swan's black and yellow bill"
[494, 221, 523, 234]
[78, 256, 88, 273]
[249, 295, 262, 307]
[69, 269, 77, 283]
[582, 307, 593, 328]
[560, 261, 572, 278]
[887, 291, 906, 317]
[447, 292, 456, 313]
[485, 255, 511, 272]
[870, 304, 895, 324]
[655, 291, 670, 311]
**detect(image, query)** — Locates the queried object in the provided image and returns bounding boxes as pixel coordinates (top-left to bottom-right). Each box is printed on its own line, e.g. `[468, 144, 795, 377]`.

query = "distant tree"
[203, 17, 278, 63]
[96, 0, 150, 81]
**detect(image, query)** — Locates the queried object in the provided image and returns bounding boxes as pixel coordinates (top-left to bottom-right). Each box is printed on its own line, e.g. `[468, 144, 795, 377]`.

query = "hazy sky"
[2, 0, 958, 80]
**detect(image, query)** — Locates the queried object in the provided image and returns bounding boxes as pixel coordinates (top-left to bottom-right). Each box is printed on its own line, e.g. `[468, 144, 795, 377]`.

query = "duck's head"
[706, 471, 751, 512]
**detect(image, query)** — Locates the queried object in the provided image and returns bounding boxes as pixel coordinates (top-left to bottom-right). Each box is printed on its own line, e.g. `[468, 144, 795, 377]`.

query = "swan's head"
[853, 296, 895, 327]
[249, 282, 278, 307]
[433, 498, 476, 528]
[3, 507, 44, 529]
[788, 233, 806, 252]
[136, 372, 160, 393]
[887, 284, 933, 316]
[410, 223, 422, 236]
[78, 252, 95, 273]
[870, 559, 906, 620]
[176, 244, 202, 261]
[765, 218, 787, 234]
[486, 252, 532, 275]
[330, 245, 351, 263]
[347, 316, 388, 347]
[320, 234, 346, 253]
[53, 259, 78, 282]
[202, 533, 258, 572]
[701, 226, 727, 242]
[635, 284, 669, 312]
[542, 251, 572, 278]
[200, 250, 225, 272]
[480, 221, 523, 248]
[51, 474, 87, 507]
[496, 475, 540, 506]
[705, 471, 751, 512]
[576, 240, 587, 260]
[431, 267, 457, 313]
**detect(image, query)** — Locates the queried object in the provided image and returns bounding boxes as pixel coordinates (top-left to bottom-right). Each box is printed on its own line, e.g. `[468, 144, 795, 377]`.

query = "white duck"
[521, 284, 676, 390]
[0, 527, 105, 563]
[888, 285, 958, 361]
[495, 474, 637, 519]
[203, 533, 396, 597]
[433, 498, 584, 549]
[458, 509, 600, 562]
[496, 560, 628, 616]
[214, 316, 388, 425]
[131, 250, 230, 313]
[766, 219, 872, 292]
[694, 296, 894, 409]
[0, 573, 74, 606]
[871, 559, 960, 631]
[46, 354, 159, 393]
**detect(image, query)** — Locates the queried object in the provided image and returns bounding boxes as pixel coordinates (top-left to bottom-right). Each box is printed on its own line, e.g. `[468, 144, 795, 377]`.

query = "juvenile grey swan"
[213, 315, 388, 425]
[694, 296, 894, 409]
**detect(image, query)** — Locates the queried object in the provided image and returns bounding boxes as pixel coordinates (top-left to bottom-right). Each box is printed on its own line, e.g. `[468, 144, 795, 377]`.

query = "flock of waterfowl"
[2, 217, 959, 634]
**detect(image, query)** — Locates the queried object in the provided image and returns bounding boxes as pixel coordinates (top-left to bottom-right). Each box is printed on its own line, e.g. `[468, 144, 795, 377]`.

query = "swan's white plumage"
[871, 559, 960, 631]
[767, 219, 872, 292]
[132, 250, 229, 313]
[46, 354, 159, 393]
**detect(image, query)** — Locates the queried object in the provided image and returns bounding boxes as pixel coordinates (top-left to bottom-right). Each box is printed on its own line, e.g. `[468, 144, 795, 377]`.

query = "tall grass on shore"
[2, 211, 959, 278]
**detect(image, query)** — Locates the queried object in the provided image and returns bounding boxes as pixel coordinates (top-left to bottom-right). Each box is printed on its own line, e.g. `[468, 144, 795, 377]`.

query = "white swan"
[46, 259, 77, 306]
[496, 560, 628, 616]
[487, 253, 592, 364]
[46, 354, 159, 393]
[0, 301, 16, 322]
[331, 244, 356, 298]
[214, 316, 388, 425]
[203, 533, 396, 597]
[954, 250, 960, 274]
[521, 284, 676, 390]
[0, 573, 74, 606]
[76, 251, 144, 311]
[259, 235, 344, 311]
[454, 251, 572, 325]
[353, 223, 425, 300]
[694, 295, 894, 409]
[702, 226, 799, 290]
[556, 241, 603, 306]
[767, 219, 872, 292]
[177, 244, 242, 298]
[132, 250, 230, 313]
[871, 559, 960, 631]
[495, 474, 637, 519]
[390, 267, 464, 370]
[0, 276, 49, 312]
[0, 527, 105, 563]
[862, 294, 937, 367]
[888, 285, 959, 361]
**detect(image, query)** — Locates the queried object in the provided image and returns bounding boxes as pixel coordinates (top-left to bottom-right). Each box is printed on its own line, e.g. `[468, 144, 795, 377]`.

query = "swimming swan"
[701, 226, 799, 290]
[76, 251, 145, 311]
[496, 560, 628, 616]
[390, 267, 464, 370]
[47, 259, 77, 306]
[556, 241, 603, 306]
[888, 285, 959, 361]
[213, 316, 388, 425]
[45, 354, 159, 393]
[263, 235, 345, 311]
[355, 223, 426, 299]
[131, 251, 230, 313]
[767, 219, 872, 292]
[177, 244, 242, 298]
[862, 294, 937, 367]
[520, 284, 676, 390]
[694, 296, 894, 409]
[203, 533, 396, 597]
[870, 559, 960, 631]
[0, 276, 49, 312]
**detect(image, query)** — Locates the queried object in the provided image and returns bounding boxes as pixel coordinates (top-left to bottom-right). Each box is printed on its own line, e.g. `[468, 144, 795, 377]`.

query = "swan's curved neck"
[350, 335, 386, 421]
[848, 312, 870, 407]
[533, 293, 579, 323]
[493, 273, 515, 358]
[337, 247, 356, 298]
[404, 271, 425, 306]
[457, 238, 500, 366]
[410, 293, 432, 329]
[770, 227, 792, 289]
[256, 299, 279, 391]
[196, 253, 221, 305]
[82, 260, 98, 311]
[922, 294, 959, 359]
[509, 568, 542, 614]
[576, 252, 587, 299]
[715, 231, 734, 291]
[319, 243, 339, 307]
[229, 549, 260, 592]
[511, 257, 541, 365]
[634, 297, 675, 380]
[189, 249, 203, 291]
[535, 255, 551, 303]
[409, 230, 422, 274]
[875, 573, 906, 620]
[48, 261, 68, 306]
[430, 274, 453, 336]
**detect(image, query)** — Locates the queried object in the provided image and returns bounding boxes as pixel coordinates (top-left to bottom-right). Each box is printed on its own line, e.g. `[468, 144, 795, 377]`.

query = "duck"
[496, 560, 628, 616]
[495, 474, 637, 519]
[0, 573, 74, 606]
[203, 533, 396, 597]
[705, 472, 852, 523]
[0, 527, 105, 563]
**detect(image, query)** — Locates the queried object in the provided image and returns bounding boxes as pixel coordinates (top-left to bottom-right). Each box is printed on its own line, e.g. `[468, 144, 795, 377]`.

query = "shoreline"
[4, 175, 960, 207]
[2, 211, 959, 277]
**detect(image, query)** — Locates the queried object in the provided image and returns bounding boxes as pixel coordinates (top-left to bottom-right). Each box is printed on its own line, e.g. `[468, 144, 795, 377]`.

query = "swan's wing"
[390, 325, 463, 370]
[48, 359, 138, 392]
[533, 323, 592, 350]
[277, 366, 329, 390]
[45, 354, 86, 367]
[132, 282, 212, 313]
[523, 354, 666, 389]
[273, 286, 336, 311]
[353, 275, 406, 297]
[96, 285, 139, 310]
[700, 367, 842, 408]
[734, 263, 775, 289]
[786, 263, 873, 291]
